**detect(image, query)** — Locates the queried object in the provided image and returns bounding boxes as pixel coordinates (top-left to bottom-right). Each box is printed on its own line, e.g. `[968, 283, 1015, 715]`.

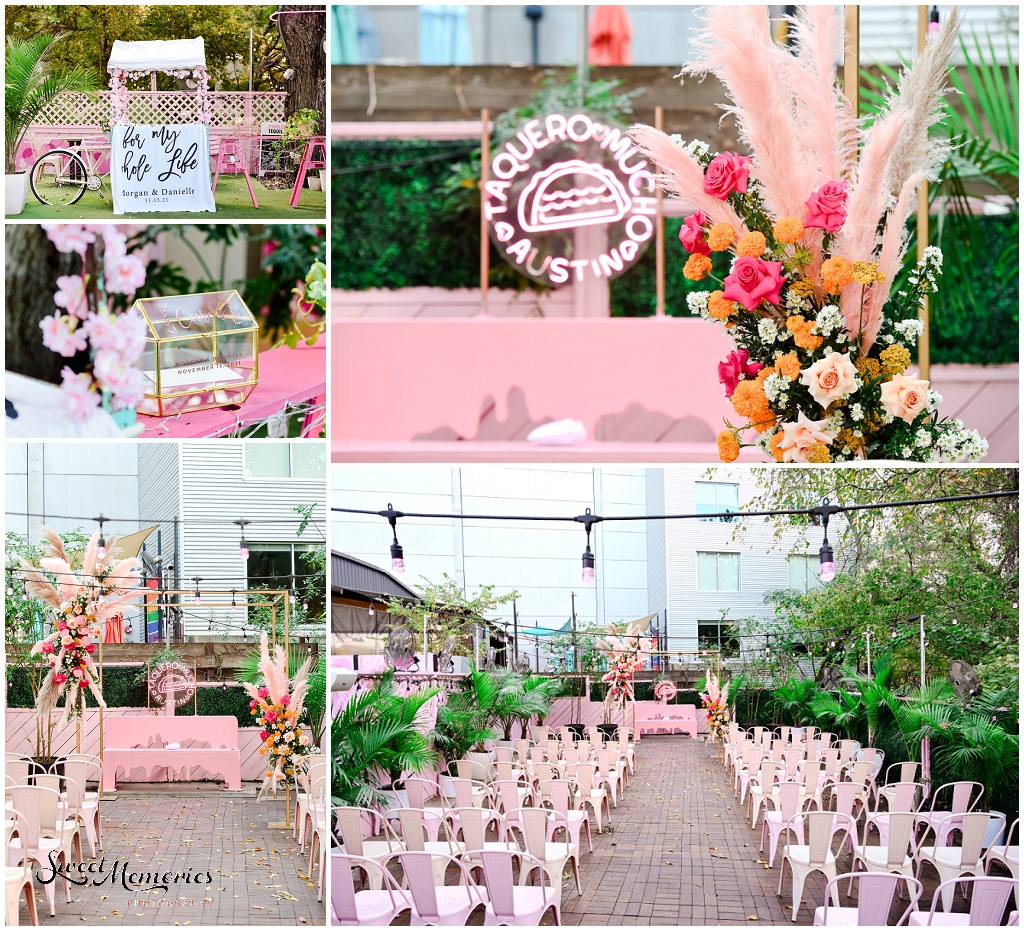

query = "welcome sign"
[111, 124, 216, 214]
[485, 111, 656, 286]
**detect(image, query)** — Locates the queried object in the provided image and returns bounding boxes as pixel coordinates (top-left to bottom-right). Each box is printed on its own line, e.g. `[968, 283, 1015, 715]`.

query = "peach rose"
[800, 351, 858, 408]
[880, 373, 930, 423]
[778, 413, 838, 463]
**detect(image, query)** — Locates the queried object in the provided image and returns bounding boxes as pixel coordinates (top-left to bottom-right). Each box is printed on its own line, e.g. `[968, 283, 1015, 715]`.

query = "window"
[696, 482, 739, 522]
[696, 552, 740, 591]
[697, 621, 741, 657]
[248, 543, 325, 617]
[788, 555, 823, 593]
[245, 442, 326, 479]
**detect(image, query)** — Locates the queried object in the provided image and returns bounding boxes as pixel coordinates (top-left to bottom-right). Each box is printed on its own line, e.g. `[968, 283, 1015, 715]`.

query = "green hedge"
[6, 665, 254, 728]
[331, 141, 1018, 364]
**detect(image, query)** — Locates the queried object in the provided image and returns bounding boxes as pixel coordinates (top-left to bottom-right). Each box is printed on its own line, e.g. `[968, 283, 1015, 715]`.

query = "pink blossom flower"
[703, 153, 752, 200]
[42, 224, 95, 255]
[54, 275, 89, 319]
[280, 694, 291, 706]
[718, 349, 764, 399]
[722, 256, 785, 310]
[258, 687, 269, 699]
[40, 314, 87, 357]
[265, 710, 278, 723]
[679, 211, 710, 255]
[110, 368, 147, 411]
[72, 667, 83, 678]
[777, 412, 838, 462]
[250, 699, 258, 709]
[804, 181, 849, 232]
[104, 253, 146, 295]
[41, 641, 55, 654]
[53, 673, 68, 685]
[85, 643, 96, 653]
[79, 678, 90, 688]
[57, 620, 68, 631]
[259, 730, 268, 740]
[102, 229, 128, 259]
[59, 367, 100, 422]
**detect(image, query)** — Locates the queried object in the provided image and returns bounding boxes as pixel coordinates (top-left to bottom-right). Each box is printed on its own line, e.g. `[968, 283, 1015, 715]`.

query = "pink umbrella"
[589, 5, 633, 66]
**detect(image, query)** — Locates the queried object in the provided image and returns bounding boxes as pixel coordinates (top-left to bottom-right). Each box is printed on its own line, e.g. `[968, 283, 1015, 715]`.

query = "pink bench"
[634, 702, 698, 738]
[102, 715, 242, 791]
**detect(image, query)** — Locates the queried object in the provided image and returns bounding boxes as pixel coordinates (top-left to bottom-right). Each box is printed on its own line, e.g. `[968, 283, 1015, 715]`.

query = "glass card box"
[130, 291, 259, 416]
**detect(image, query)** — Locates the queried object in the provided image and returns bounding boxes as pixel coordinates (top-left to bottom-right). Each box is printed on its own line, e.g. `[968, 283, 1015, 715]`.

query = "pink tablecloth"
[137, 342, 325, 438]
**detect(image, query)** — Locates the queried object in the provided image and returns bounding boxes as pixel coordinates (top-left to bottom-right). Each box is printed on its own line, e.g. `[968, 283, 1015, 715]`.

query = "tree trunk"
[5, 226, 84, 383]
[277, 5, 326, 132]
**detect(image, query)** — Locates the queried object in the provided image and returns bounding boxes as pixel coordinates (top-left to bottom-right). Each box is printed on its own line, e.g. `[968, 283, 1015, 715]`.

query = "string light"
[234, 518, 251, 562]
[94, 514, 108, 559]
[192, 577, 202, 605]
[579, 509, 598, 585]
[230, 590, 237, 612]
[383, 503, 405, 573]
[368, 602, 375, 617]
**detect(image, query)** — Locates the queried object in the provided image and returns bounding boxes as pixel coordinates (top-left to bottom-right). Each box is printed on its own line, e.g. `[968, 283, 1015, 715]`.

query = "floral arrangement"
[40, 224, 149, 422]
[109, 67, 212, 125]
[243, 633, 315, 793]
[700, 670, 729, 741]
[19, 527, 142, 726]
[632, 6, 987, 463]
[653, 677, 678, 703]
[601, 655, 636, 724]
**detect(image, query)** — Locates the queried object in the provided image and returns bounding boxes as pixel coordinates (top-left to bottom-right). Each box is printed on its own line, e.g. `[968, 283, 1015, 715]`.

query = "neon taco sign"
[486, 111, 656, 286]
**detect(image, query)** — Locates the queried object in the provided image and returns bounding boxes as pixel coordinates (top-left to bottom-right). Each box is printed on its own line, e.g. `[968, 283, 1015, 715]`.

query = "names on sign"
[111, 123, 216, 215]
[486, 112, 656, 286]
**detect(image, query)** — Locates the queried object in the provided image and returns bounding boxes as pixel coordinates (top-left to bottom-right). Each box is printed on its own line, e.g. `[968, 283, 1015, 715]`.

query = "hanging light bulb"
[580, 508, 597, 585]
[94, 514, 108, 559]
[208, 618, 213, 632]
[383, 503, 405, 573]
[222, 681, 227, 692]
[817, 498, 836, 582]
[368, 602, 375, 617]
[124, 620, 132, 635]
[952, 616, 958, 626]
[234, 518, 251, 561]
[830, 640, 836, 648]
[192, 577, 202, 605]
[302, 600, 308, 611]
[243, 625, 248, 640]
[230, 590, 237, 612]
[7, 579, 13, 597]
[927, 5, 940, 36]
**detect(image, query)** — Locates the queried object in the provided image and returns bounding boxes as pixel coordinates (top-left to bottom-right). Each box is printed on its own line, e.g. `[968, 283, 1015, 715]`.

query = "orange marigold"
[717, 431, 740, 463]
[820, 256, 854, 294]
[736, 231, 767, 257]
[774, 353, 801, 380]
[786, 315, 823, 351]
[707, 222, 735, 252]
[707, 290, 737, 320]
[683, 253, 713, 281]
[755, 366, 773, 384]
[788, 278, 816, 299]
[773, 217, 804, 244]
[769, 430, 785, 462]
[751, 410, 777, 434]
[731, 380, 769, 420]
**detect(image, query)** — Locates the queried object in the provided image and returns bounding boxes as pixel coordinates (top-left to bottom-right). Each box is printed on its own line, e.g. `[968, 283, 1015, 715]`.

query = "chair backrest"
[543, 739, 561, 759]
[596, 749, 615, 774]
[804, 739, 821, 762]
[451, 777, 486, 808]
[514, 739, 532, 761]
[885, 760, 920, 785]
[879, 812, 916, 867]
[532, 726, 550, 743]
[334, 806, 380, 855]
[448, 806, 504, 851]
[756, 760, 781, 787]
[779, 726, 791, 743]
[545, 779, 573, 816]
[332, 853, 408, 924]
[831, 781, 861, 818]
[394, 851, 472, 921]
[532, 762, 555, 786]
[800, 811, 853, 866]
[576, 739, 591, 757]
[940, 812, 1004, 869]
[473, 849, 550, 921]
[886, 781, 924, 814]
[848, 760, 873, 787]
[925, 876, 1016, 925]
[494, 747, 513, 764]
[494, 779, 522, 814]
[775, 781, 804, 821]
[562, 748, 579, 766]
[5, 759, 31, 785]
[822, 748, 840, 778]
[783, 748, 804, 777]
[513, 807, 568, 859]
[838, 739, 854, 764]
[404, 775, 436, 809]
[454, 758, 489, 782]
[950, 781, 983, 814]
[1000, 819, 1019, 859]
[7, 786, 59, 859]
[574, 762, 598, 795]
[559, 727, 573, 745]
[494, 761, 515, 783]
[818, 732, 835, 749]
[392, 807, 438, 851]
[769, 745, 785, 762]
[823, 872, 922, 926]
[801, 761, 823, 793]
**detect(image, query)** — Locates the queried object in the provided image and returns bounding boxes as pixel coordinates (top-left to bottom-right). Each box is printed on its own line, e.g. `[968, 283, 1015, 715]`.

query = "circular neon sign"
[148, 661, 196, 708]
[485, 111, 656, 287]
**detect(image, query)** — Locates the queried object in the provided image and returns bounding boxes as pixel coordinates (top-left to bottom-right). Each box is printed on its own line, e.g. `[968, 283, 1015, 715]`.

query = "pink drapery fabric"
[104, 612, 124, 644]
[589, 5, 633, 66]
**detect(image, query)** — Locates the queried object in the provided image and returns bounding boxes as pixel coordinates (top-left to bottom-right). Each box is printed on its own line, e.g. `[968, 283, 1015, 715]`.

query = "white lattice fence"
[34, 91, 286, 128]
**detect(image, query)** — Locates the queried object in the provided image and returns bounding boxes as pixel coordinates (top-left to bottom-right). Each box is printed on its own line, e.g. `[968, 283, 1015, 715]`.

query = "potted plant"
[271, 108, 321, 178]
[5, 34, 99, 214]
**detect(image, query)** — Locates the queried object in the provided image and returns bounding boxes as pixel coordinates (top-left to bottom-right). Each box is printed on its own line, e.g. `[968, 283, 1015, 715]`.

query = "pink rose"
[800, 352, 858, 408]
[57, 621, 68, 631]
[718, 349, 764, 399]
[86, 643, 96, 653]
[280, 694, 291, 706]
[679, 211, 710, 255]
[880, 373, 930, 423]
[778, 413, 838, 462]
[259, 730, 268, 741]
[265, 710, 278, 723]
[250, 699, 258, 709]
[703, 153, 752, 200]
[41, 641, 55, 653]
[54, 275, 89, 319]
[258, 687, 269, 699]
[804, 181, 849, 233]
[40, 314, 88, 358]
[722, 256, 785, 310]
[79, 678, 90, 688]
[53, 674, 67, 685]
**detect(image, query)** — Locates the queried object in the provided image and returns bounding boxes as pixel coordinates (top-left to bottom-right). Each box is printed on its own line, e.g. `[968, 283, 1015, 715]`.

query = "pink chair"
[749, 760, 784, 829]
[538, 778, 593, 854]
[870, 782, 925, 848]
[471, 848, 561, 926]
[595, 749, 623, 807]
[404, 777, 444, 843]
[916, 812, 1006, 913]
[61, 760, 102, 856]
[571, 763, 611, 834]
[331, 852, 411, 926]
[829, 782, 865, 853]
[4, 808, 39, 927]
[391, 850, 488, 926]
[907, 875, 1017, 926]
[985, 817, 1018, 881]
[449, 776, 492, 809]
[813, 871, 922, 926]
[761, 781, 809, 867]
[494, 778, 535, 820]
[334, 806, 402, 890]
[508, 807, 582, 899]
[5, 788, 74, 917]
[778, 811, 856, 921]
[849, 812, 917, 894]
[915, 782, 985, 848]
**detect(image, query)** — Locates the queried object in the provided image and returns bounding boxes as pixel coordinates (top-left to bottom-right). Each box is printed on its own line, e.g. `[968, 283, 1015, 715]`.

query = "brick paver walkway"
[14, 788, 326, 926]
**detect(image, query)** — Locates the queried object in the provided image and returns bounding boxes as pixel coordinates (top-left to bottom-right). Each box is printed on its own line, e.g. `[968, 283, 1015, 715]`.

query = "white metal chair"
[985, 817, 1019, 881]
[907, 875, 1017, 926]
[469, 847, 562, 926]
[813, 871, 922, 926]
[509, 807, 582, 899]
[915, 782, 985, 848]
[916, 812, 1006, 913]
[331, 852, 411, 926]
[778, 810, 855, 921]
[849, 812, 917, 893]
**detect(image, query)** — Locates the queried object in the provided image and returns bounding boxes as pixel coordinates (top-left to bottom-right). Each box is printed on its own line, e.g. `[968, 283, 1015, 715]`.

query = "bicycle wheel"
[30, 149, 89, 206]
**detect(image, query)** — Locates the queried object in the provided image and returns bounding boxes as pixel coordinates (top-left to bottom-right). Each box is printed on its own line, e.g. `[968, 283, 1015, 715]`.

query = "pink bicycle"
[29, 137, 111, 206]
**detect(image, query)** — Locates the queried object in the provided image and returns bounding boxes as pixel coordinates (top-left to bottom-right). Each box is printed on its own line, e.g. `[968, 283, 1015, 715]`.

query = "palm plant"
[514, 674, 562, 738]
[332, 671, 438, 809]
[843, 652, 901, 747]
[5, 34, 100, 174]
[772, 676, 820, 727]
[811, 684, 864, 740]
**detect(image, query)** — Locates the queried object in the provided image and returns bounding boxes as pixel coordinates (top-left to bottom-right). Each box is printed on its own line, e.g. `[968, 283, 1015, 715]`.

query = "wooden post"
[654, 105, 666, 317]
[843, 6, 860, 117]
[917, 6, 931, 381]
[194, 660, 198, 716]
[479, 108, 491, 316]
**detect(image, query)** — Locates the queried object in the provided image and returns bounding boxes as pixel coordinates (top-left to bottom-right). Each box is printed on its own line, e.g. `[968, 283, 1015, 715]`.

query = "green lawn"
[8, 174, 325, 220]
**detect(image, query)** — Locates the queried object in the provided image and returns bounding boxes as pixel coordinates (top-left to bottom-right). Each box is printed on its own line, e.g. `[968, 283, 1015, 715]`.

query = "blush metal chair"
[469, 848, 562, 926]
[907, 875, 1017, 926]
[392, 850, 488, 926]
[916, 812, 1006, 913]
[813, 871, 922, 926]
[331, 852, 411, 926]
[985, 817, 1019, 882]
[915, 782, 986, 848]
[778, 810, 856, 921]
[849, 812, 917, 893]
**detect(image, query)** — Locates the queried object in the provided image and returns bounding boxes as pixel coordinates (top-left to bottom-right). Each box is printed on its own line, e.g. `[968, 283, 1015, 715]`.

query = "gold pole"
[479, 107, 491, 316]
[917, 6, 931, 381]
[147, 661, 151, 711]
[654, 105, 666, 317]
[98, 633, 104, 799]
[194, 660, 198, 716]
[285, 593, 290, 829]
[843, 6, 860, 117]
[271, 602, 277, 653]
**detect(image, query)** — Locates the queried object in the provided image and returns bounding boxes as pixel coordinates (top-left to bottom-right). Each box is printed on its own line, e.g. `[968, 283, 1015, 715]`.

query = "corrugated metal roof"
[332, 551, 419, 601]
